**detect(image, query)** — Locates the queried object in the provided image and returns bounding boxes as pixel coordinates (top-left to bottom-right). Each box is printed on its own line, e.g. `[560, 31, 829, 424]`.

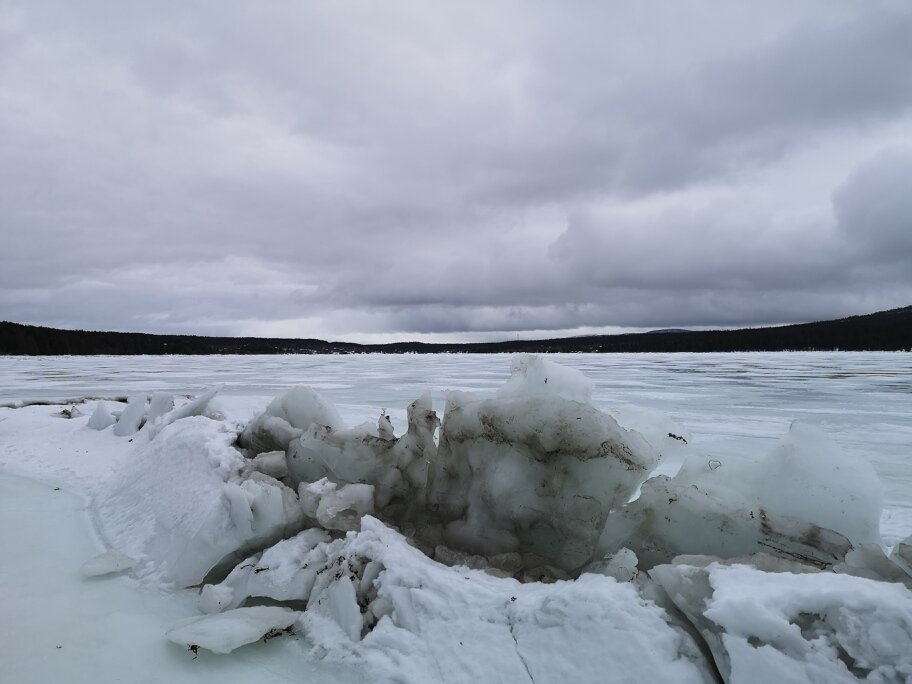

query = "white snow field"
[1, 352, 911, 683]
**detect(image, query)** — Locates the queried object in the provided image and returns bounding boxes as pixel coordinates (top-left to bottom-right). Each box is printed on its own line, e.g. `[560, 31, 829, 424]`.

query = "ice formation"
[112, 394, 146, 436]
[239, 386, 343, 454]
[426, 389, 657, 570]
[97, 416, 305, 586]
[166, 606, 300, 655]
[86, 401, 115, 430]
[650, 558, 912, 683]
[194, 517, 713, 682]
[599, 422, 883, 570]
[78, 354, 912, 681]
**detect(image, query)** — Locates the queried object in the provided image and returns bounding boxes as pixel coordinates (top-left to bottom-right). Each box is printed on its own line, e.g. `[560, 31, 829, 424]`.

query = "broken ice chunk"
[79, 549, 138, 578]
[306, 575, 363, 642]
[650, 559, 912, 684]
[497, 353, 593, 403]
[599, 423, 881, 570]
[143, 385, 222, 440]
[299, 478, 374, 532]
[889, 534, 912, 578]
[112, 394, 146, 436]
[286, 392, 438, 513]
[248, 450, 288, 479]
[678, 422, 883, 545]
[86, 402, 115, 430]
[239, 386, 342, 454]
[198, 528, 335, 613]
[146, 392, 175, 426]
[165, 606, 299, 654]
[599, 473, 854, 570]
[584, 547, 639, 582]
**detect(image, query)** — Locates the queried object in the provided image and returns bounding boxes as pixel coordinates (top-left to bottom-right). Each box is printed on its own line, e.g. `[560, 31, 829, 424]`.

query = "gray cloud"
[833, 148, 912, 259]
[0, 1, 910, 340]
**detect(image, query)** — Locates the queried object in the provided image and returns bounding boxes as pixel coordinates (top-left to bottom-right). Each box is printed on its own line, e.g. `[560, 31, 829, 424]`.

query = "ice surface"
[166, 606, 300, 654]
[0, 473, 364, 684]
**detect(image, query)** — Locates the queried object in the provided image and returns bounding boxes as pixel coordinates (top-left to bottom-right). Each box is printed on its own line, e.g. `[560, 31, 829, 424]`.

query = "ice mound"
[599, 423, 882, 570]
[275, 357, 655, 573]
[239, 386, 343, 454]
[427, 390, 657, 571]
[83, 355, 912, 680]
[286, 392, 438, 515]
[96, 415, 304, 586]
[650, 559, 912, 683]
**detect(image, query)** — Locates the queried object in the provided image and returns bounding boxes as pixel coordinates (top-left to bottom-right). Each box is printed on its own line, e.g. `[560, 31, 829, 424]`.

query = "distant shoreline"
[2, 306, 910, 355]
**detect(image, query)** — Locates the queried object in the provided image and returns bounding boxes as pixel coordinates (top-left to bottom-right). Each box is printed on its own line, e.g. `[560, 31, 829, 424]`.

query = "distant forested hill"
[1, 306, 910, 355]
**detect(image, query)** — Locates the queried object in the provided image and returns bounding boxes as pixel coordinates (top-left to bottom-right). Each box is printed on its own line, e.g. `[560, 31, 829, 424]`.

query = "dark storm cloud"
[0, 1, 910, 340]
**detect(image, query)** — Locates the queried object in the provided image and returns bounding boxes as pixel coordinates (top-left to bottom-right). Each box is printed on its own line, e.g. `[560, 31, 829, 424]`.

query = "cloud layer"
[1, 1, 910, 341]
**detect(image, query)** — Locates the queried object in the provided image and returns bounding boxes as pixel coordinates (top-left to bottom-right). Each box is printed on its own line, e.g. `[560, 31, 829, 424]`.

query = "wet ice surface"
[0, 473, 365, 684]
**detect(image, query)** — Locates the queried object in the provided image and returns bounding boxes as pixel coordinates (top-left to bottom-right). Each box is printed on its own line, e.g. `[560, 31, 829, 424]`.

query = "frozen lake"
[2, 351, 912, 683]
[2, 351, 910, 509]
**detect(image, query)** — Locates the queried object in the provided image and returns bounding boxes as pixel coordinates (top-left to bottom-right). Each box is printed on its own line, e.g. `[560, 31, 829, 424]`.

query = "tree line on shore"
[1, 306, 910, 355]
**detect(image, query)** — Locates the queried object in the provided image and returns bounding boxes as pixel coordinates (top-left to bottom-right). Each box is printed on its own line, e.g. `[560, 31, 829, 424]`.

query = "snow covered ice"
[1, 351, 912, 683]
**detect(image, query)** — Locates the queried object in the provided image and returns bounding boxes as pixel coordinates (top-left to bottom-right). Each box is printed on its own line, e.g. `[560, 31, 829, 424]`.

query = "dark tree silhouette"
[1, 306, 910, 355]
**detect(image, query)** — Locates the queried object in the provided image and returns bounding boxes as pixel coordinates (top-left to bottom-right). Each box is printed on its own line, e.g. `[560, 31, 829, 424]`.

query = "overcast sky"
[1, 1, 910, 342]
